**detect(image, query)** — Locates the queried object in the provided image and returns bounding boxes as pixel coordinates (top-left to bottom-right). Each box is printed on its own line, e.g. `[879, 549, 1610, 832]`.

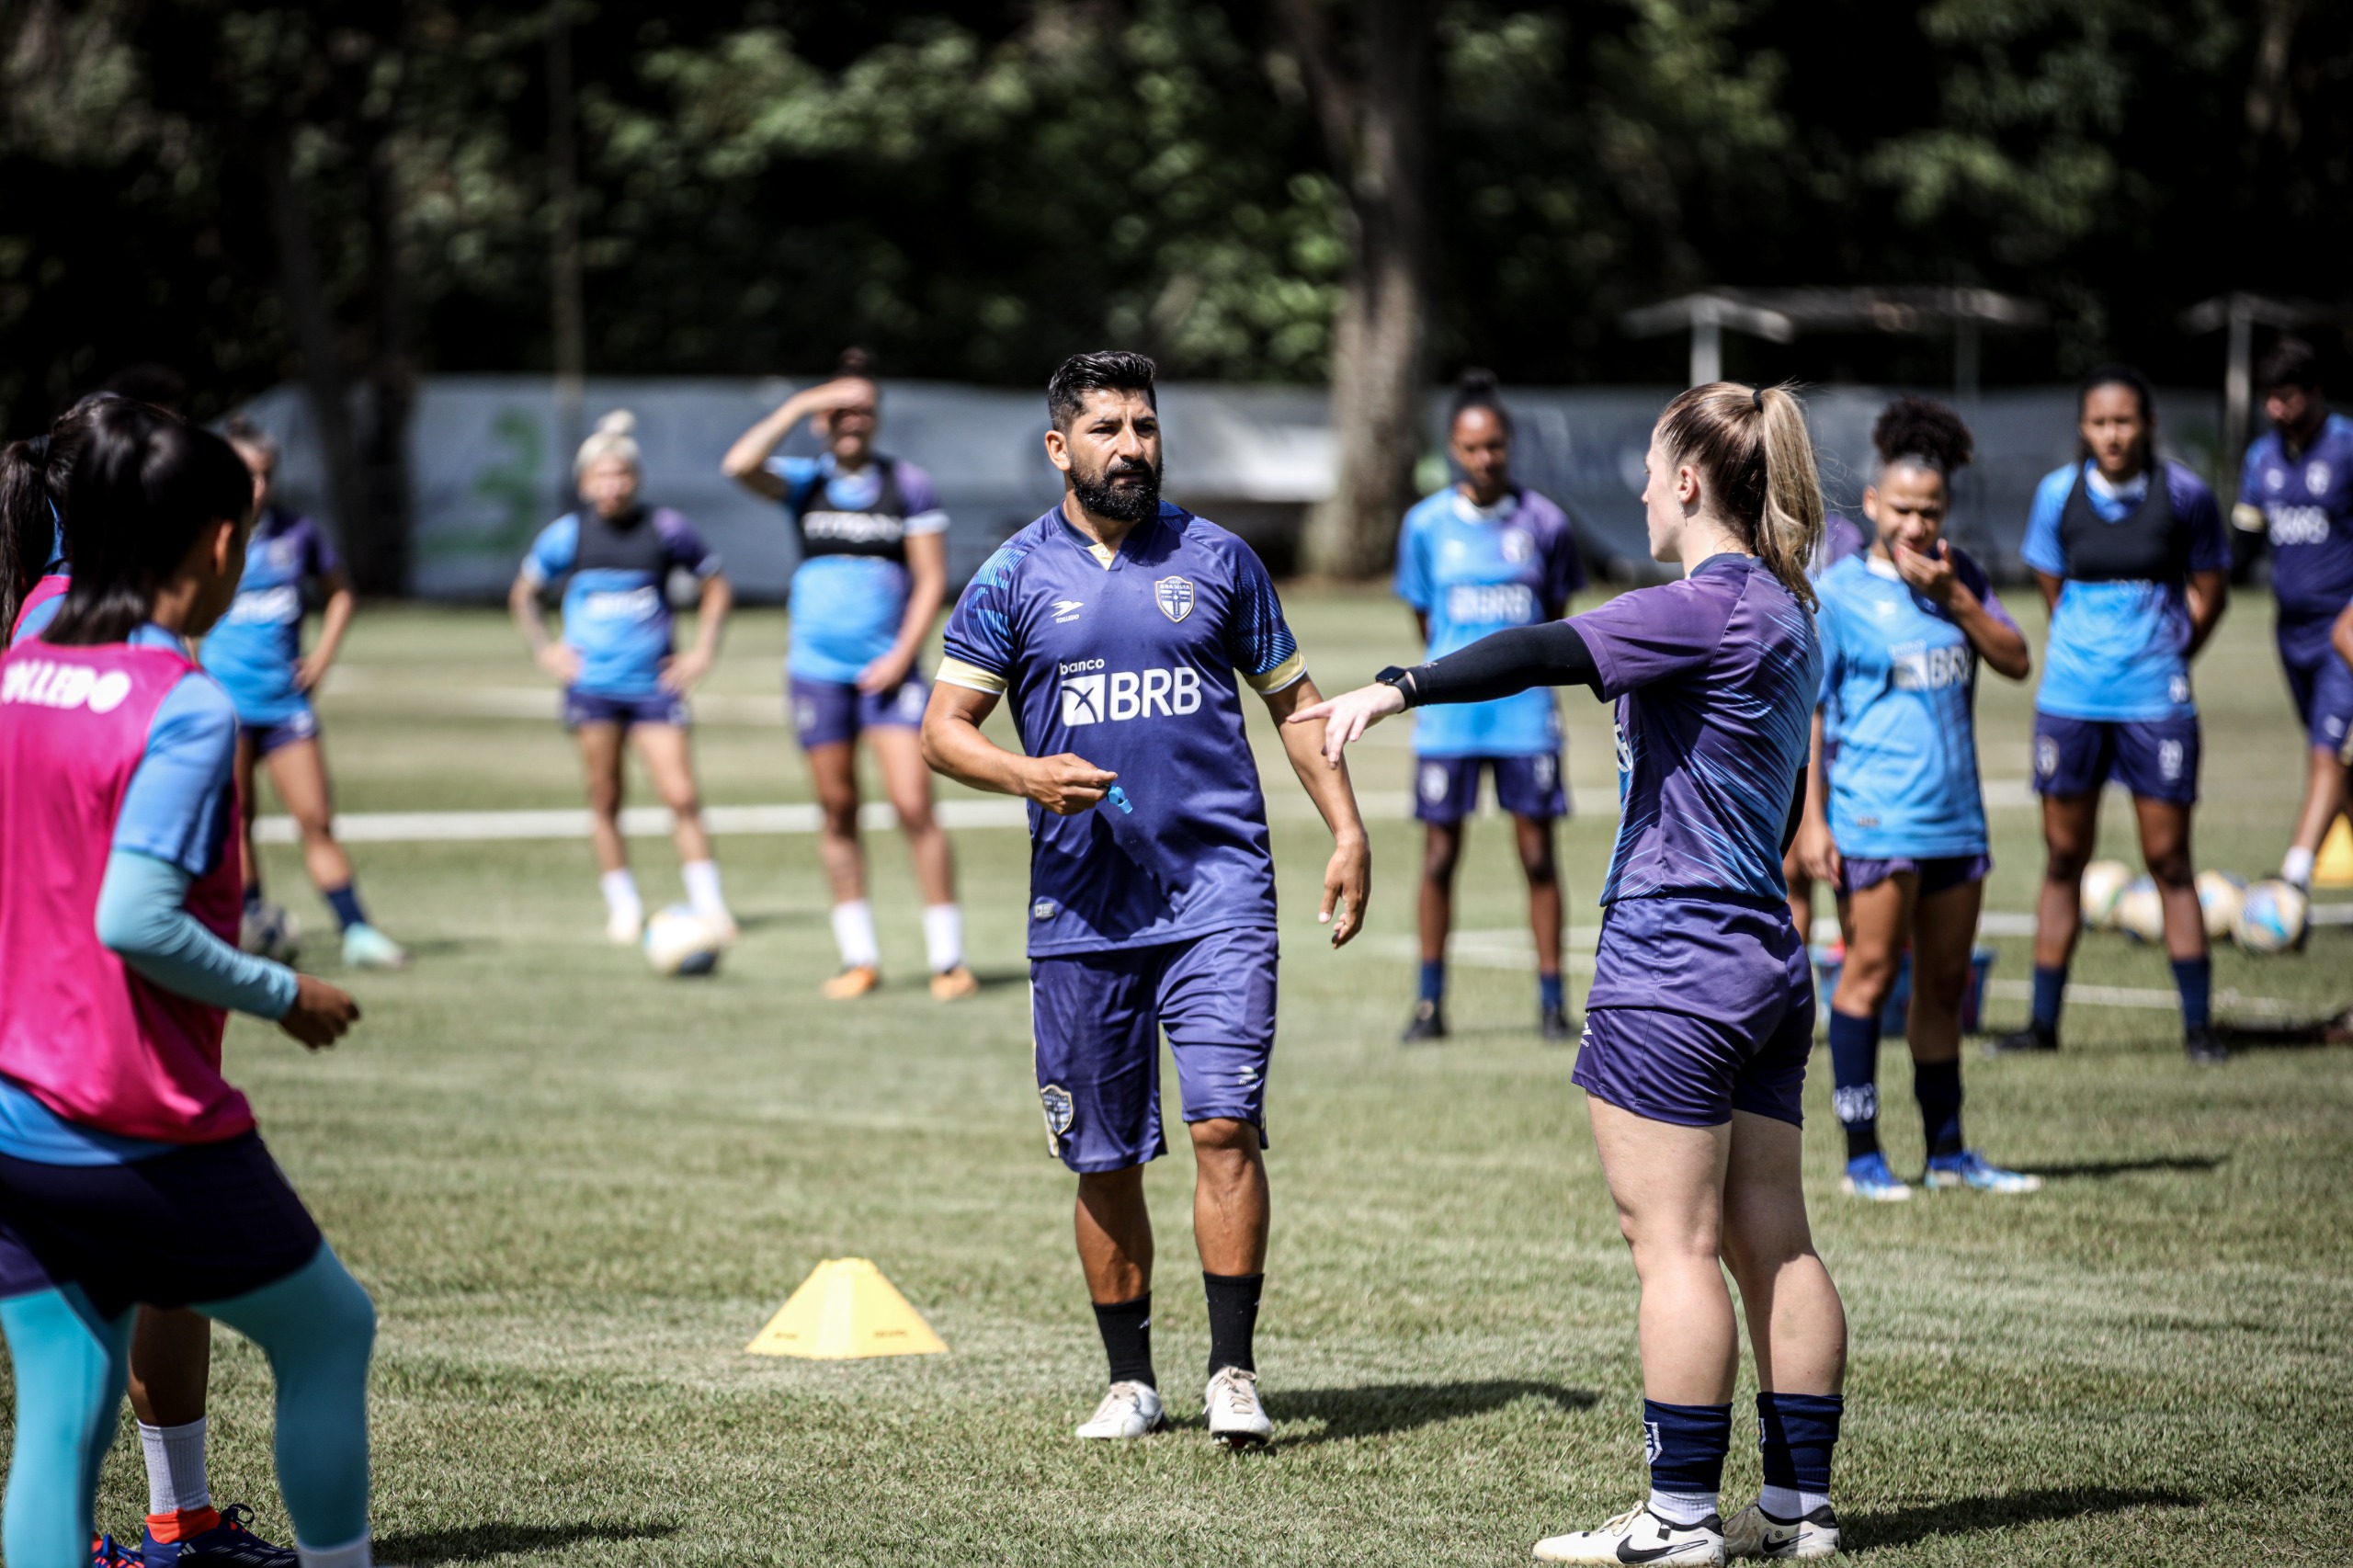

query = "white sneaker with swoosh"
[1075, 1380, 1167, 1439]
[1532, 1505, 1724, 1564]
[1203, 1365, 1274, 1448]
[1722, 1501, 1840, 1559]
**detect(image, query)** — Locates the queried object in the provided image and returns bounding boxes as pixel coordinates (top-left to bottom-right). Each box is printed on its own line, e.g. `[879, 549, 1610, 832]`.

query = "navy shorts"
[1839, 851, 1992, 899]
[1413, 752, 1568, 824]
[2032, 711, 2200, 805]
[0, 1132, 324, 1319]
[1029, 926, 1279, 1174]
[563, 687, 689, 731]
[790, 673, 928, 751]
[1574, 895, 1815, 1129]
[241, 702, 320, 757]
[2304, 657, 2353, 761]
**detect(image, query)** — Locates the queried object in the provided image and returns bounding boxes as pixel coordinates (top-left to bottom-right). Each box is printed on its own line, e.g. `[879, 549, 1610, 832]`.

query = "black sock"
[1202, 1271, 1262, 1376]
[1914, 1059, 1964, 1159]
[1091, 1293, 1154, 1388]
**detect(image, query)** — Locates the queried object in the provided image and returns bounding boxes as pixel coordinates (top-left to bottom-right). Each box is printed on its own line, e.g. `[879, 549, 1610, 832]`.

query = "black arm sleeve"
[1400, 620, 1601, 708]
[1780, 766, 1808, 857]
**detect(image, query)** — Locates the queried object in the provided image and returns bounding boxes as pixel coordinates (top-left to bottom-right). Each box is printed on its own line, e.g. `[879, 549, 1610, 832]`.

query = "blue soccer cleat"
[93, 1534, 142, 1567]
[341, 922, 410, 971]
[1838, 1151, 1912, 1202]
[1923, 1149, 2042, 1194]
[142, 1505, 299, 1567]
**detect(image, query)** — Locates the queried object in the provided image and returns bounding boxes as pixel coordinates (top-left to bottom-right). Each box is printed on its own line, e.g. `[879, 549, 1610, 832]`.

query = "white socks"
[1648, 1488, 1718, 1528]
[600, 869, 642, 920]
[140, 1416, 210, 1515]
[831, 900, 881, 969]
[298, 1532, 374, 1568]
[922, 903, 964, 973]
[1756, 1483, 1829, 1522]
[2283, 846, 2315, 890]
[681, 858, 727, 919]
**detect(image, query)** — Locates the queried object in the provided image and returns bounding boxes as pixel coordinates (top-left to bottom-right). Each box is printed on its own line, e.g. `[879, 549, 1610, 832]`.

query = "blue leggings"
[0, 1244, 376, 1567]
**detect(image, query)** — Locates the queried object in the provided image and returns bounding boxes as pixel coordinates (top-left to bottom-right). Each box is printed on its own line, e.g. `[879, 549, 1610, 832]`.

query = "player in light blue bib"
[1796, 399, 2036, 1202]
[1990, 366, 2231, 1064]
[1392, 371, 1586, 1043]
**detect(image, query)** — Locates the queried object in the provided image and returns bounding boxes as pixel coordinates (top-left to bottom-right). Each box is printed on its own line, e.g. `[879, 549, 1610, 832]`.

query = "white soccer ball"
[239, 900, 301, 963]
[2195, 869, 2248, 942]
[2234, 879, 2310, 955]
[2113, 877, 2165, 944]
[2079, 859, 2136, 930]
[643, 905, 731, 977]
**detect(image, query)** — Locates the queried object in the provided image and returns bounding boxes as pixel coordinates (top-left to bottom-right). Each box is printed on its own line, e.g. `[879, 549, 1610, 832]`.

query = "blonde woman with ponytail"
[1296, 384, 1850, 1564]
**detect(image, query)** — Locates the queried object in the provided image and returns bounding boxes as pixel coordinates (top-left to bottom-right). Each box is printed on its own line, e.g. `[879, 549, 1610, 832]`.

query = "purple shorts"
[1574, 895, 1815, 1128]
[2305, 657, 2353, 761]
[2032, 712, 2200, 805]
[1838, 852, 1992, 898]
[790, 673, 928, 751]
[0, 1132, 323, 1318]
[1413, 752, 1568, 824]
[241, 702, 320, 757]
[1029, 925, 1279, 1174]
[563, 687, 689, 731]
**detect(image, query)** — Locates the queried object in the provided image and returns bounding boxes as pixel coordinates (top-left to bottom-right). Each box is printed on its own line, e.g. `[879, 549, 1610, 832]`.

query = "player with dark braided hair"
[1794, 398, 2036, 1202]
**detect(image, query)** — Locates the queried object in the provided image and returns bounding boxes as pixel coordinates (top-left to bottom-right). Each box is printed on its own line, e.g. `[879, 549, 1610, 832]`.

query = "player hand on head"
[278, 973, 360, 1051]
[1285, 682, 1407, 767]
[1020, 754, 1118, 815]
[1890, 536, 1958, 607]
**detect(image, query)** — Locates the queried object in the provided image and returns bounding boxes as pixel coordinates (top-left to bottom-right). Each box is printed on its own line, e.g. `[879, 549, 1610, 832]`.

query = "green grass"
[23, 587, 2353, 1563]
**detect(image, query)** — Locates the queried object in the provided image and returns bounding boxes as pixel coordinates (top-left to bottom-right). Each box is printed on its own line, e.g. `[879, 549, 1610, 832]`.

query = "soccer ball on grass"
[643, 905, 733, 977]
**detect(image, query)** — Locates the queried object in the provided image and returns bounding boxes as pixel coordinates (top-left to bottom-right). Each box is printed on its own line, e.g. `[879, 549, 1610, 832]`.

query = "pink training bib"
[0, 637, 253, 1142]
[9, 574, 67, 644]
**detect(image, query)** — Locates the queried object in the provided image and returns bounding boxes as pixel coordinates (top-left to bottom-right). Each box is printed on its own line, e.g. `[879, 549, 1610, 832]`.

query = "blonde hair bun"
[595, 409, 636, 437]
[574, 408, 642, 475]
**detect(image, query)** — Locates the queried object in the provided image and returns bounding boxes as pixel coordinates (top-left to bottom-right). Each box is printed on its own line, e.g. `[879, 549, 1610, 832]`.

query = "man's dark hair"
[1047, 351, 1157, 432]
[2257, 335, 2321, 392]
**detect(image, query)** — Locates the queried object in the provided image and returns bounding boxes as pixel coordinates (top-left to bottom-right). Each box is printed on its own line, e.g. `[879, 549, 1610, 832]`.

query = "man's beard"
[1072, 457, 1162, 524]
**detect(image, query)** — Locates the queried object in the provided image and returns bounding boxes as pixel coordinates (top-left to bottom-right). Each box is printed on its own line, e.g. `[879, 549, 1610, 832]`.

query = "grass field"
[24, 585, 2353, 1564]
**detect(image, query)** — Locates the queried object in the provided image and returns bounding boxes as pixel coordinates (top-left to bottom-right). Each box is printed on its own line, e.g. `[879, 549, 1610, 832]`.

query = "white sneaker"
[1722, 1502, 1840, 1559]
[1075, 1380, 1167, 1439]
[1533, 1506, 1724, 1564]
[607, 905, 645, 945]
[1203, 1365, 1273, 1448]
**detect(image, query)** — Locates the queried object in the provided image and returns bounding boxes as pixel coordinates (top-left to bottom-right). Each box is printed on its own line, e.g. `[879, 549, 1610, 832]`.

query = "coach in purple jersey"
[1301, 383, 1850, 1565]
[923, 351, 1369, 1449]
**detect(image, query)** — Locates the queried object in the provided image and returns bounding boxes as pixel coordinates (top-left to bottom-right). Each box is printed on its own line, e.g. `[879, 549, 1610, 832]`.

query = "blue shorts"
[2305, 657, 2353, 761]
[1029, 926, 1279, 1174]
[242, 702, 320, 756]
[790, 673, 928, 751]
[2032, 712, 2200, 805]
[563, 687, 689, 731]
[1412, 752, 1568, 824]
[2278, 614, 2340, 733]
[0, 1132, 323, 1319]
[1574, 895, 1814, 1128]
[1838, 851, 1992, 899]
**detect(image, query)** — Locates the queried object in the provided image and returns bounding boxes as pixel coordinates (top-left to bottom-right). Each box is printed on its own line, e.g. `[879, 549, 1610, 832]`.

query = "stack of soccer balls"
[2079, 859, 2307, 952]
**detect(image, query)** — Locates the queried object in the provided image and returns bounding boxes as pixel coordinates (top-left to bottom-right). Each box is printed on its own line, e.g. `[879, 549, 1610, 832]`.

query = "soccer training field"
[49, 586, 2353, 1564]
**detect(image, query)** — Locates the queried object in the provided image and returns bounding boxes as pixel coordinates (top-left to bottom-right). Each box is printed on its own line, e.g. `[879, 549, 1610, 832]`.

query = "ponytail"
[0, 433, 53, 635]
[1656, 381, 1826, 609]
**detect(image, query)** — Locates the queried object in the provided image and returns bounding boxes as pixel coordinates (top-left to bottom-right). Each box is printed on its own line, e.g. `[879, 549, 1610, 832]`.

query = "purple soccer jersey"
[1572, 554, 1823, 907]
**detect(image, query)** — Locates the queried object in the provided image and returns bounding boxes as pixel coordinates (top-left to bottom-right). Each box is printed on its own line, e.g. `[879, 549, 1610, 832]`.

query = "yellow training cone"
[2316, 819, 2353, 889]
[745, 1257, 947, 1359]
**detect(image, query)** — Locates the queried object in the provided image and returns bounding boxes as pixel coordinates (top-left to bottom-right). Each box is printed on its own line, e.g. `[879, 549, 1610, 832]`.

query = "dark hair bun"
[1449, 368, 1511, 433]
[836, 346, 877, 379]
[1871, 395, 1973, 473]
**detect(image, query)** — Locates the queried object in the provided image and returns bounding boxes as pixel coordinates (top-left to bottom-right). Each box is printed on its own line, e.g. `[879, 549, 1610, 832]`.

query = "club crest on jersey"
[1154, 575, 1195, 622]
[1040, 1084, 1075, 1149]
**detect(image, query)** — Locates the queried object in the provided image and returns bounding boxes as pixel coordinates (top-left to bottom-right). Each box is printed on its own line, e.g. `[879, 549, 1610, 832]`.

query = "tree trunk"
[1281, 0, 1436, 579]
[354, 99, 414, 595]
[262, 127, 372, 570]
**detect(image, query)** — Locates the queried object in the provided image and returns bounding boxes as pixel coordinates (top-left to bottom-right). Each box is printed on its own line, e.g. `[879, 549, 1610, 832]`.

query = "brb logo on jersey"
[1445, 583, 1537, 626]
[1059, 658, 1203, 725]
[1890, 639, 1972, 691]
[2269, 505, 2332, 546]
[226, 585, 303, 626]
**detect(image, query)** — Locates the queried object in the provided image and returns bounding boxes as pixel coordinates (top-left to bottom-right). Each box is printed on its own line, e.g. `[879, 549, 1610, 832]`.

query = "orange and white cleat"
[823, 964, 882, 1000]
[929, 965, 980, 1001]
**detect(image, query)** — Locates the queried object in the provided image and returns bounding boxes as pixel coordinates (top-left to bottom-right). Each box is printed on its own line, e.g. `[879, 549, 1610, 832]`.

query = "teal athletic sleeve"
[94, 850, 300, 1019]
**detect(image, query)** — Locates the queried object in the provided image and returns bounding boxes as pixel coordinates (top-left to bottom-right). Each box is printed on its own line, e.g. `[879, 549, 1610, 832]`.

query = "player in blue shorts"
[922, 352, 1369, 1449]
[724, 348, 974, 1000]
[203, 419, 408, 972]
[2235, 337, 2353, 893]
[1990, 367, 2231, 1065]
[1393, 370, 1586, 1042]
[1303, 382, 1849, 1564]
[511, 411, 735, 944]
[1795, 398, 2037, 1203]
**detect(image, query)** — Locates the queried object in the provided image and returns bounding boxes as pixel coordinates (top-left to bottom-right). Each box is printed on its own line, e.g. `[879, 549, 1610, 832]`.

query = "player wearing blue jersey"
[923, 352, 1369, 1449]
[1794, 400, 2036, 1204]
[204, 420, 409, 974]
[724, 349, 973, 1000]
[1393, 371, 1586, 1043]
[2236, 338, 2353, 894]
[1303, 383, 1848, 1565]
[1990, 368, 2231, 1065]
[511, 412, 735, 945]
